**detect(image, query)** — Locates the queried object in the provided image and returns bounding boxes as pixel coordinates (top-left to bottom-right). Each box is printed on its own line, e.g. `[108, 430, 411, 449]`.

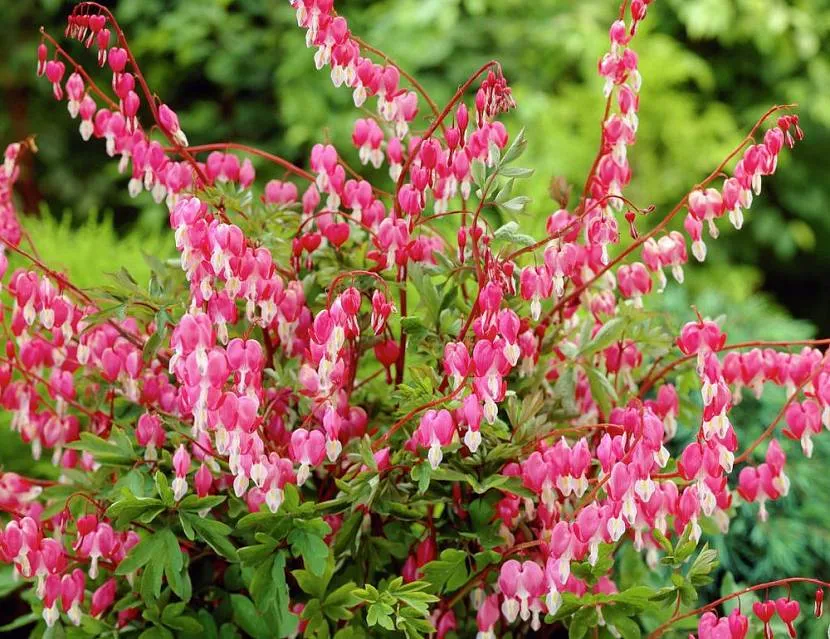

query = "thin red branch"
[39, 29, 119, 110]
[173, 142, 315, 183]
[734, 351, 828, 465]
[350, 35, 445, 134]
[74, 2, 208, 184]
[638, 338, 830, 398]
[372, 381, 466, 451]
[393, 60, 501, 216]
[648, 577, 830, 638]
[548, 104, 796, 319]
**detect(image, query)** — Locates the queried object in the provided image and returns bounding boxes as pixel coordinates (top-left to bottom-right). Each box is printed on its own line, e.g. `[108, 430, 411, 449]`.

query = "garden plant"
[0, 0, 828, 637]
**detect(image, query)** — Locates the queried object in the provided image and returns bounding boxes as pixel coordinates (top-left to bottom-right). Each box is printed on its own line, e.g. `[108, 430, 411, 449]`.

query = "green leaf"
[605, 612, 642, 639]
[161, 602, 187, 625]
[498, 195, 532, 214]
[83, 304, 126, 327]
[166, 562, 192, 602]
[140, 547, 165, 602]
[500, 127, 527, 165]
[159, 528, 191, 601]
[552, 365, 578, 414]
[65, 432, 132, 465]
[366, 601, 395, 630]
[494, 178, 515, 204]
[569, 606, 598, 639]
[674, 539, 697, 563]
[160, 529, 184, 573]
[688, 545, 719, 587]
[138, 627, 174, 639]
[287, 519, 331, 576]
[333, 511, 362, 556]
[165, 615, 203, 633]
[499, 166, 534, 178]
[231, 594, 270, 639]
[155, 471, 175, 507]
[493, 221, 536, 246]
[679, 582, 699, 605]
[400, 316, 430, 340]
[651, 528, 674, 555]
[408, 264, 441, 325]
[0, 613, 37, 632]
[247, 552, 298, 637]
[178, 494, 227, 512]
[614, 586, 659, 610]
[391, 581, 439, 616]
[219, 623, 242, 639]
[470, 159, 486, 187]
[583, 366, 618, 417]
[488, 141, 502, 167]
[143, 330, 163, 363]
[410, 463, 432, 494]
[323, 583, 362, 621]
[105, 495, 164, 529]
[194, 610, 219, 639]
[421, 549, 468, 594]
[181, 513, 239, 561]
[115, 533, 158, 575]
[579, 317, 628, 356]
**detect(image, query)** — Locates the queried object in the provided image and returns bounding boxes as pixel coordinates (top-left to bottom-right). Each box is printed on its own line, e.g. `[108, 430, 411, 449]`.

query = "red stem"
[180, 142, 316, 183]
[573, 0, 631, 213]
[297, 210, 381, 243]
[74, 2, 208, 184]
[350, 35, 445, 134]
[393, 60, 501, 216]
[372, 381, 466, 451]
[648, 577, 830, 638]
[0, 237, 149, 353]
[547, 103, 796, 319]
[39, 30, 119, 110]
[326, 270, 391, 308]
[638, 338, 830, 398]
[394, 264, 408, 385]
[733, 351, 828, 464]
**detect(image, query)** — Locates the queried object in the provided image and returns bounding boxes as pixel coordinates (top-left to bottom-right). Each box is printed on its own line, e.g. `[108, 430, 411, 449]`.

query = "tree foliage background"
[2, 0, 830, 635]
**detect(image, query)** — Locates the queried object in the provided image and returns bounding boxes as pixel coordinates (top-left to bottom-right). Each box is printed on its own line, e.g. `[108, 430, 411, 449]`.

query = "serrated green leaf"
[323, 583, 361, 621]
[421, 549, 468, 594]
[288, 520, 331, 576]
[181, 513, 238, 561]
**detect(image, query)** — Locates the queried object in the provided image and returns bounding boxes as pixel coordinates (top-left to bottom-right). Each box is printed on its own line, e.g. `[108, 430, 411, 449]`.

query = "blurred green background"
[2, 0, 830, 635]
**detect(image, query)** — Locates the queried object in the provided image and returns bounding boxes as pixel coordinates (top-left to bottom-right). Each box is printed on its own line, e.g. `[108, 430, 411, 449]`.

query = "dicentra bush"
[1, 1, 828, 638]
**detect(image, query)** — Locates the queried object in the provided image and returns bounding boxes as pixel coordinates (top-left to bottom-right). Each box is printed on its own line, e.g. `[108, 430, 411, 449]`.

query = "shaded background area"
[2, 0, 830, 636]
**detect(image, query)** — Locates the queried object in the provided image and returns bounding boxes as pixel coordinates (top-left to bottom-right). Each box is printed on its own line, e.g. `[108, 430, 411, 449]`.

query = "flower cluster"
[0, 1, 825, 638]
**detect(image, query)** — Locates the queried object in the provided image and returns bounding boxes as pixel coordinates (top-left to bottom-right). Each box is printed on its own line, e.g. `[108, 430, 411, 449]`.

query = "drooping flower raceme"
[0, 1, 824, 638]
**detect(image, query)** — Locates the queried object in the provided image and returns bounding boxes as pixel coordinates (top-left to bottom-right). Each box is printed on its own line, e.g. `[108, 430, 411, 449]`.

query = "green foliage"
[20, 209, 172, 289]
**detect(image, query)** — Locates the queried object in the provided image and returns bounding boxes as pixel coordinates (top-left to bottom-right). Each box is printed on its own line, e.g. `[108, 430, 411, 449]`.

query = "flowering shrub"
[0, 1, 827, 637]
